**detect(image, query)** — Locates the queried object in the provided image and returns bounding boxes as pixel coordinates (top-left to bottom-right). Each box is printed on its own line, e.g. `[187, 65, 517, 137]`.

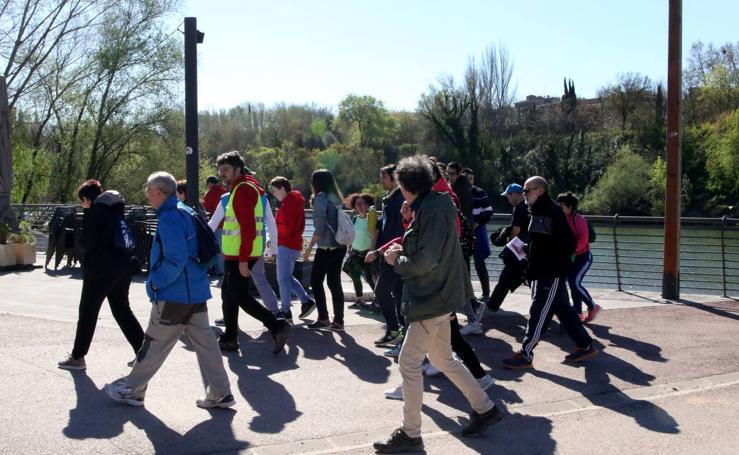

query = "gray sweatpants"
[127, 301, 231, 400]
[252, 257, 280, 313]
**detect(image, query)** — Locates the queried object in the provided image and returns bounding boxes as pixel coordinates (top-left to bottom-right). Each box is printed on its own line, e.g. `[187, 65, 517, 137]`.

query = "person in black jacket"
[364, 164, 406, 347]
[462, 168, 493, 299]
[501, 176, 598, 370]
[487, 183, 529, 312]
[58, 180, 144, 370]
[447, 162, 474, 271]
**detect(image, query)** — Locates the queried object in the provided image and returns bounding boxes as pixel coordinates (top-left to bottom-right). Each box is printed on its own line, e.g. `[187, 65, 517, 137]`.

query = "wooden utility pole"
[184, 17, 204, 208]
[662, 0, 682, 300]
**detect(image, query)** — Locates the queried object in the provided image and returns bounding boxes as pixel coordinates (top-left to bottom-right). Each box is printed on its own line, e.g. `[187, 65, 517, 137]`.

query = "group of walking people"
[56, 150, 603, 451]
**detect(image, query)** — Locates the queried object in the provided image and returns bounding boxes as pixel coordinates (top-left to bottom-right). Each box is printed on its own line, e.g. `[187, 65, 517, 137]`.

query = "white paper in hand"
[506, 237, 527, 261]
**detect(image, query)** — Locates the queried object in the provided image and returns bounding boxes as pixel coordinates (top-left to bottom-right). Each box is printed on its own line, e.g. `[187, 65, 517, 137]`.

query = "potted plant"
[9, 221, 36, 266]
[0, 222, 15, 267]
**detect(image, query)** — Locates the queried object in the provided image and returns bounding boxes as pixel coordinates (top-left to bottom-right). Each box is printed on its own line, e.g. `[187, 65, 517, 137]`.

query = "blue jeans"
[214, 229, 225, 275]
[251, 257, 280, 313]
[277, 246, 310, 312]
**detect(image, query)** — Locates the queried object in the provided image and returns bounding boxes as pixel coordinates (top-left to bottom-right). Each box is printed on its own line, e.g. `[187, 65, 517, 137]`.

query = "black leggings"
[312, 246, 347, 323]
[72, 272, 144, 359]
[473, 254, 490, 298]
[450, 314, 485, 379]
[375, 262, 404, 331]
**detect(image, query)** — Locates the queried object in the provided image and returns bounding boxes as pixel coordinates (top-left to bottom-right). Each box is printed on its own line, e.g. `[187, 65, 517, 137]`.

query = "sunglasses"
[522, 187, 539, 194]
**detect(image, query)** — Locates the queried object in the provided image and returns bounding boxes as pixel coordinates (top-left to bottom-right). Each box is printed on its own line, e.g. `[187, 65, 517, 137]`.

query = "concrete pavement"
[1, 260, 738, 454]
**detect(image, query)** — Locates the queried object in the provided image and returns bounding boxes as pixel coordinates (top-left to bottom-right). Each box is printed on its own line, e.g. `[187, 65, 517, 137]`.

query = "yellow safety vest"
[222, 182, 265, 257]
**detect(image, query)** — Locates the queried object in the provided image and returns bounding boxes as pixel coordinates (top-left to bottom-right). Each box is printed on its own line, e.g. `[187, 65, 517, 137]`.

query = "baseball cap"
[501, 183, 523, 196]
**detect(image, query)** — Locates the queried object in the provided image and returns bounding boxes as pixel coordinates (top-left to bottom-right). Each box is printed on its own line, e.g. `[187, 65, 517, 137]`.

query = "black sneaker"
[271, 322, 290, 355]
[348, 298, 364, 309]
[486, 296, 502, 313]
[461, 405, 503, 437]
[501, 351, 533, 369]
[361, 300, 380, 313]
[374, 330, 402, 346]
[284, 309, 293, 322]
[327, 321, 345, 332]
[275, 311, 287, 320]
[307, 319, 331, 330]
[196, 393, 236, 409]
[299, 299, 317, 318]
[564, 344, 599, 363]
[58, 355, 86, 371]
[218, 335, 239, 352]
[373, 427, 424, 453]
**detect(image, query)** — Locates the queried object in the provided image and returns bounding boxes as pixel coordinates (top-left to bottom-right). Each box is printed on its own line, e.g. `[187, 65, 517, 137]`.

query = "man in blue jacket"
[104, 172, 234, 408]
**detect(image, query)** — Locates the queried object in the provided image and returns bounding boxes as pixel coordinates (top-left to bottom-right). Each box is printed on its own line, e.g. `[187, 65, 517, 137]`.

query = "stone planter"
[0, 244, 16, 267]
[14, 244, 36, 265]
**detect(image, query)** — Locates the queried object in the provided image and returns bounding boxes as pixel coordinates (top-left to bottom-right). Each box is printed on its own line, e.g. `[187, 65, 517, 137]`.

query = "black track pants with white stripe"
[521, 276, 593, 360]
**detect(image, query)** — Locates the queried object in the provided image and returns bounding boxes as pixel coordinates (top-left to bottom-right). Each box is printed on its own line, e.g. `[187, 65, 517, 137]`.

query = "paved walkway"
[1, 257, 738, 454]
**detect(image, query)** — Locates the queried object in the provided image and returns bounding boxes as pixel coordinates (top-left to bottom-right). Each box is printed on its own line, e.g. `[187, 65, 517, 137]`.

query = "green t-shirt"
[352, 215, 373, 251]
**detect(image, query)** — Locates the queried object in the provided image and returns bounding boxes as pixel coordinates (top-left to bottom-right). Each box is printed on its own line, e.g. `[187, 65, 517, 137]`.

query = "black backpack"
[112, 213, 136, 256]
[580, 213, 596, 243]
[177, 207, 220, 268]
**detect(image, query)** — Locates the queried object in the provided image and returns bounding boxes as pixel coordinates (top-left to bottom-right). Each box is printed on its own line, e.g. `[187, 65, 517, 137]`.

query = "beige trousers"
[127, 301, 231, 400]
[400, 313, 493, 438]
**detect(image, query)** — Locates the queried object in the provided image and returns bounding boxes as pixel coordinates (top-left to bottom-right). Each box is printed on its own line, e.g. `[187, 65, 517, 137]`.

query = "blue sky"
[179, 0, 738, 112]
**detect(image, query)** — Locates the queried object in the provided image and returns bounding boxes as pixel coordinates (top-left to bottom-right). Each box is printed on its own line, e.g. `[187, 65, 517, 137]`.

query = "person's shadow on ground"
[471, 311, 679, 434]
[225, 331, 302, 434]
[422, 404, 557, 454]
[291, 324, 392, 384]
[215, 323, 391, 433]
[145, 325, 302, 436]
[63, 371, 250, 454]
[588, 323, 668, 362]
[532, 355, 679, 434]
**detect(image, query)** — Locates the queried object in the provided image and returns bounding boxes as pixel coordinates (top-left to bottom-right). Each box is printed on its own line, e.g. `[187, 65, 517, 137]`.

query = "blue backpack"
[112, 213, 136, 256]
[176, 206, 220, 269]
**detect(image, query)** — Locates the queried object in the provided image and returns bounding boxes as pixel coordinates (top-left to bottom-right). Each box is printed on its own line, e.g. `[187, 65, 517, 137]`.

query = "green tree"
[336, 94, 396, 148]
[581, 147, 653, 215]
[705, 109, 739, 204]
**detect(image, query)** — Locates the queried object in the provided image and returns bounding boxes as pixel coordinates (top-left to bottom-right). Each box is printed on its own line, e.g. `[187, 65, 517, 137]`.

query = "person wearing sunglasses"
[502, 176, 599, 369]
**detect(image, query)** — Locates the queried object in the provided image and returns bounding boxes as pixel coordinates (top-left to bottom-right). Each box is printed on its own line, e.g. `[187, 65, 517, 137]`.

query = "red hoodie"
[203, 184, 228, 228]
[432, 178, 462, 235]
[378, 182, 462, 252]
[275, 190, 306, 251]
[225, 174, 265, 262]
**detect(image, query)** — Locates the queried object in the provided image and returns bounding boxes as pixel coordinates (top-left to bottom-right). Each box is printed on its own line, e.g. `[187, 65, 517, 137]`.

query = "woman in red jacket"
[270, 176, 315, 321]
[558, 192, 601, 322]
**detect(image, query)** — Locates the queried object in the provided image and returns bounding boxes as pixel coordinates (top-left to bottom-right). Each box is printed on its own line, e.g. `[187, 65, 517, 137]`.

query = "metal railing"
[479, 213, 739, 299]
[14, 203, 738, 298]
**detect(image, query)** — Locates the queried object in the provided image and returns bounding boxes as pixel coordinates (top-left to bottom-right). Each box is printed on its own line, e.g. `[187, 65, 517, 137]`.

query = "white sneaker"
[384, 385, 403, 400]
[460, 322, 483, 336]
[477, 374, 494, 391]
[422, 363, 441, 376]
[104, 381, 144, 407]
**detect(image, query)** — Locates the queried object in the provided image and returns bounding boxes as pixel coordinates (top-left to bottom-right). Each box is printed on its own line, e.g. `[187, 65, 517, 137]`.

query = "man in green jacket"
[373, 155, 502, 453]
